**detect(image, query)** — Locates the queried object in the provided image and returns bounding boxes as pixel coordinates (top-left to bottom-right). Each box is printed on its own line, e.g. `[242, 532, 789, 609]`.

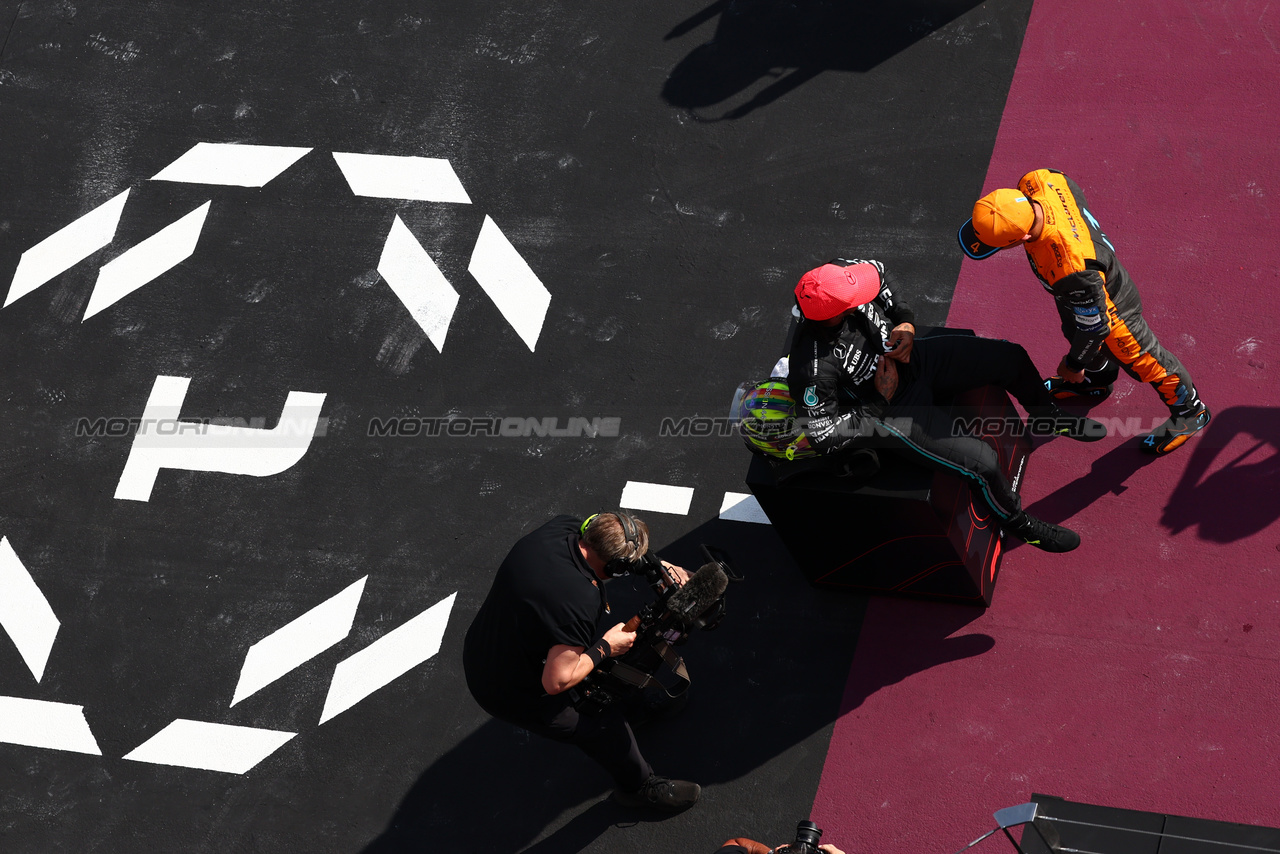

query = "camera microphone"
[666, 560, 729, 627]
[622, 560, 729, 632]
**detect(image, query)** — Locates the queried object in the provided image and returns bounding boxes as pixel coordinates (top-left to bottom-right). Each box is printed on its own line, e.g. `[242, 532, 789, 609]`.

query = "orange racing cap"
[958, 188, 1035, 259]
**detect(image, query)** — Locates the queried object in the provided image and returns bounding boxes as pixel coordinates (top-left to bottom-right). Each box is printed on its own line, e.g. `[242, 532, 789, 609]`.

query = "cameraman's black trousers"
[484, 693, 653, 791]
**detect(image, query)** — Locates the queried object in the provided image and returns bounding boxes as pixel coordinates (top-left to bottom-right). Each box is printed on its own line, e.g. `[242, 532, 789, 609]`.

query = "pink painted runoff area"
[813, 3, 1280, 853]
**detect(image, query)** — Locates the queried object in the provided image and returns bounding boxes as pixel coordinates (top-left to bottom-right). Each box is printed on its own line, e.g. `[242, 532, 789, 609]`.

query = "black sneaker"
[612, 775, 701, 812]
[1141, 404, 1211, 455]
[1044, 375, 1113, 402]
[1027, 407, 1107, 442]
[1005, 511, 1080, 553]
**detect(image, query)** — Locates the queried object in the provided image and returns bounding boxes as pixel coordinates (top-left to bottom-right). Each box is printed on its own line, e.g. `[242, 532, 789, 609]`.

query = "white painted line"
[0, 538, 61, 682]
[319, 592, 456, 724]
[82, 201, 211, 320]
[620, 481, 695, 516]
[151, 142, 312, 187]
[115, 375, 327, 502]
[124, 719, 295, 774]
[231, 577, 367, 707]
[5, 190, 130, 308]
[332, 152, 471, 203]
[377, 217, 460, 352]
[468, 216, 551, 352]
[719, 492, 771, 525]
[0, 696, 101, 754]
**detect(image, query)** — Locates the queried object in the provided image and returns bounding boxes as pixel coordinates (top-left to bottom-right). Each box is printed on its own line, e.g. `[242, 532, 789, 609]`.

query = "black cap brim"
[958, 218, 1002, 260]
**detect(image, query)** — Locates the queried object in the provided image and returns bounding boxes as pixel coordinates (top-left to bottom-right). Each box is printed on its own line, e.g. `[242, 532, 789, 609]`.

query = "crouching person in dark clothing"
[463, 512, 700, 812]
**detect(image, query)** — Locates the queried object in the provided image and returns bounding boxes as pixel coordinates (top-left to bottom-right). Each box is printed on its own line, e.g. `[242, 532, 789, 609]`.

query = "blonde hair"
[582, 512, 649, 565]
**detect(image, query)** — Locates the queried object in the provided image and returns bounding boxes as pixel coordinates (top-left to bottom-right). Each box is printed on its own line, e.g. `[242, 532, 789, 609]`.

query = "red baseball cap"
[794, 262, 881, 321]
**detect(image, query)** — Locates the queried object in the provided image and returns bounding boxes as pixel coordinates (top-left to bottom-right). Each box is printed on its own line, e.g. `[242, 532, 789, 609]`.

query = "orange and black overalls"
[1018, 168, 1201, 415]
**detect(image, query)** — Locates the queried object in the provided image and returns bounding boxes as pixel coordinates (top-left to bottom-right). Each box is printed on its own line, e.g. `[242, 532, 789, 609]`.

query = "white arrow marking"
[5, 190, 130, 308]
[0, 697, 101, 755]
[82, 201, 211, 320]
[0, 537, 61, 683]
[332, 152, 471, 203]
[319, 592, 456, 724]
[124, 719, 295, 773]
[377, 217, 460, 352]
[151, 142, 312, 187]
[468, 216, 551, 352]
[231, 576, 367, 707]
[114, 375, 327, 502]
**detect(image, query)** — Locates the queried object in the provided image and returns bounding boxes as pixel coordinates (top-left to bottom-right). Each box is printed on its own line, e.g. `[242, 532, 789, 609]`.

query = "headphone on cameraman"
[580, 511, 644, 577]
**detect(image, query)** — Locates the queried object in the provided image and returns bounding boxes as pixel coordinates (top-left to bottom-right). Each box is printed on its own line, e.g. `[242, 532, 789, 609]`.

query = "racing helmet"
[734, 379, 816, 460]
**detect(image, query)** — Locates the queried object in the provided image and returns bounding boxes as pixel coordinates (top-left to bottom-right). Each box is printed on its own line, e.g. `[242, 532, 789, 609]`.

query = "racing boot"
[1141, 400, 1211, 455]
[1027, 405, 1107, 442]
[1004, 510, 1080, 553]
[1044, 375, 1114, 403]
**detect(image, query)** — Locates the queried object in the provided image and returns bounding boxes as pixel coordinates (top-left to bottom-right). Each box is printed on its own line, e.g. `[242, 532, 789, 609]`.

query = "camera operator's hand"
[661, 561, 690, 587]
[602, 621, 637, 657]
[542, 623, 638, 694]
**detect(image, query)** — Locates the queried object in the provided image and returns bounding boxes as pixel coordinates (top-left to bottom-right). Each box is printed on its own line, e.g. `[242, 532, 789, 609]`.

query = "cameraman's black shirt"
[463, 515, 607, 721]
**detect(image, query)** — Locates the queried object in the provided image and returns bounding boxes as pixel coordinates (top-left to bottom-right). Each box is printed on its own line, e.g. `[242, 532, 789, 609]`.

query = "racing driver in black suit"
[788, 258, 1102, 553]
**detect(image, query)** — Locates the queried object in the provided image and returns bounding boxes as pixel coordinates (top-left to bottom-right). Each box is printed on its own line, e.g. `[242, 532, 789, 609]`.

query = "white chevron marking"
[231, 577, 367, 706]
[82, 201, 211, 320]
[151, 142, 311, 187]
[0, 537, 61, 682]
[319, 592, 456, 724]
[0, 697, 101, 755]
[124, 719, 295, 773]
[377, 217, 460, 352]
[332, 153, 471, 203]
[5, 190, 130, 308]
[468, 216, 551, 352]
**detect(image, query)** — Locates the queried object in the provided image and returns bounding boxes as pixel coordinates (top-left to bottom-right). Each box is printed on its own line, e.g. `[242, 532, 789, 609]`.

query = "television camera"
[572, 544, 740, 716]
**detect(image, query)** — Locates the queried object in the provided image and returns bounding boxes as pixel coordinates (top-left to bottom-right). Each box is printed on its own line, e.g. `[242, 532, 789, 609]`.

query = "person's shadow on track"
[1015, 443, 1160, 548]
[661, 0, 984, 120]
[834, 597, 993, 713]
[1160, 406, 1280, 542]
[1017, 407, 1279, 546]
[358, 715, 670, 854]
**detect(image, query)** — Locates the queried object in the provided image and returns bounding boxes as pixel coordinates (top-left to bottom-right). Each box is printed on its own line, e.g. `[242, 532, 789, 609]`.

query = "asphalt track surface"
[1, 2, 1278, 853]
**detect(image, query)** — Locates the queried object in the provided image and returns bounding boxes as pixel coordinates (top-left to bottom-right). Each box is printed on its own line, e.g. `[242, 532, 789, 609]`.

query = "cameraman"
[716, 839, 846, 854]
[463, 512, 700, 812]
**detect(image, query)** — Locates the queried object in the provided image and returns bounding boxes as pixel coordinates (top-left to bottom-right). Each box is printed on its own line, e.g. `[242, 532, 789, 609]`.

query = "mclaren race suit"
[1015, 168, 1200, 414]
[788, 258, 1063, 523]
